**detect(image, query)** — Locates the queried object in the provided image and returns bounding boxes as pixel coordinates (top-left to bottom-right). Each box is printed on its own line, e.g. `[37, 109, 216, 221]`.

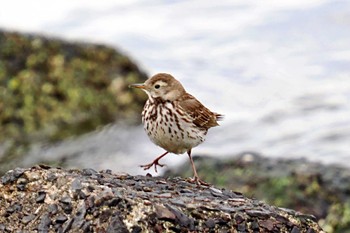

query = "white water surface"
[1, 0, 350, 174]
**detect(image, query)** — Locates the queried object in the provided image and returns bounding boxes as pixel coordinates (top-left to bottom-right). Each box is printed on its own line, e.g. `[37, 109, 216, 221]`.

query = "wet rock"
[0, 166, 324, 232]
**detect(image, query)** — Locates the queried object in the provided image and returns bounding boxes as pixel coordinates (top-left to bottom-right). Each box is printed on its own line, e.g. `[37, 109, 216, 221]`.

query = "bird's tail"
[215, 113, 224, 121]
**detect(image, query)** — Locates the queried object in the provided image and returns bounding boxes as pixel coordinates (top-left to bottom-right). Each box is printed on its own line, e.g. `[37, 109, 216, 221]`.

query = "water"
[1, 0, 350, 174]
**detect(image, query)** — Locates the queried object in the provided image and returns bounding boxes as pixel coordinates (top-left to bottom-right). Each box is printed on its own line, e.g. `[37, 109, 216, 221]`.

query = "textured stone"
[0, 166, 324, 232]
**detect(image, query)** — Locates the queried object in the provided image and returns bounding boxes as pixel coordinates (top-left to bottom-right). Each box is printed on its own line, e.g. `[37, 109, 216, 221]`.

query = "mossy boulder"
[0, 30, 147, 173]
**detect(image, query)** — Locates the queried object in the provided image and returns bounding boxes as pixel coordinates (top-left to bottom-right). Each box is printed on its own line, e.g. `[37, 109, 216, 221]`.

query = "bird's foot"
[140, 160, 165, 173]
[187, 176, 210, 186]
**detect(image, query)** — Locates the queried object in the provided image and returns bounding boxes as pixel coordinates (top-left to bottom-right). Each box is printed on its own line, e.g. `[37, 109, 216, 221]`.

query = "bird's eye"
[154, 84, 160, 89]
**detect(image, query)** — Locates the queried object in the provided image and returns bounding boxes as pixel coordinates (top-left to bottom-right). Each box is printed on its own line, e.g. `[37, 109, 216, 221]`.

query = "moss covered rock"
[0, 30, 147, 172]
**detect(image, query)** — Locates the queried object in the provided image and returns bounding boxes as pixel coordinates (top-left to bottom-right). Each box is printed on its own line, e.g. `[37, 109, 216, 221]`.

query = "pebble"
[62, 218, 74, 232]
[246, 209, 271, 218]
[291, 226, 301, 233]
[204, 218, 216, 228]
[71, 178, 83, 191]
[209, 187, 223, 197]
[38, 213, 51, 232]
[22, 214, 35, 224]
[1, 168, 25, 184]
[107, 216, 129, 233]
[71, 203, 86, 229]
[36, 191, 46, 203]
[156, 192, 172, 198]
[82, 168, 98, 176]
[60, 196, 73, 214]
[55, 215, 68, 224]
[260, 219, 275, 231]
[155, 204, 176, 220]
[48, 204, 59, 215]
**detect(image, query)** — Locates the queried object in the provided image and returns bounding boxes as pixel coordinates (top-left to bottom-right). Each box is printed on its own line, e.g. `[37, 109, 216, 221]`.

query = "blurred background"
[0, 0, 350, 175]
[1, 1, 350, 231]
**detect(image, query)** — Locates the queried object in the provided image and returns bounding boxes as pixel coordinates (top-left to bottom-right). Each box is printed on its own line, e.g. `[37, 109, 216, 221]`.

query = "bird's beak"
[129, 83, 146, 89]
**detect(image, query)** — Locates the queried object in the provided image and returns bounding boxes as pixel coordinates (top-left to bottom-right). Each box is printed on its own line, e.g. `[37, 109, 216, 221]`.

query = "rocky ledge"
[0, 166, 323, 232]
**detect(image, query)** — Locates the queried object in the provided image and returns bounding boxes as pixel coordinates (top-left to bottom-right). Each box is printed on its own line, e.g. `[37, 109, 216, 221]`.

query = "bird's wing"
[178, 93, 221, 129]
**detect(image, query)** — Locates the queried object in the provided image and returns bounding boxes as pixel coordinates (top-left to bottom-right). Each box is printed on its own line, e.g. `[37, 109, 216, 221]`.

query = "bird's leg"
[187, 150, 210, 186]
[140, 151, 169, 173]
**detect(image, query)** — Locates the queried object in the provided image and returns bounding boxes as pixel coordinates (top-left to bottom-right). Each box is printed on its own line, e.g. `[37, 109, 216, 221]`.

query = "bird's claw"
[187, 176, 210, 186]
[140, 161, 165, 173]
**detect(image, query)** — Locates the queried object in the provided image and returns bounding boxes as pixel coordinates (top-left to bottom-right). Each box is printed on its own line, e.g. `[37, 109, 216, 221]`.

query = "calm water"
[1, 0, 350, 175]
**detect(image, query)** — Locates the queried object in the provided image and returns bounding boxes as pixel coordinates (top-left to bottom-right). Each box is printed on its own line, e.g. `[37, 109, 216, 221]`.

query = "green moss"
[0, 30, 147, 171]
[322, 201, 350, 233]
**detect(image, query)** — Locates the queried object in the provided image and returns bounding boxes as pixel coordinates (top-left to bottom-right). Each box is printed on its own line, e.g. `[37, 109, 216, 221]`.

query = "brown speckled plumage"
[130, 73, 222, 184]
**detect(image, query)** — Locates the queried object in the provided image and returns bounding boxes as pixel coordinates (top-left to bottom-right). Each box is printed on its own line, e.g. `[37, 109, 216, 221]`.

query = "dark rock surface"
[0, 166, 324, 232]
[165, 153, 350, 233]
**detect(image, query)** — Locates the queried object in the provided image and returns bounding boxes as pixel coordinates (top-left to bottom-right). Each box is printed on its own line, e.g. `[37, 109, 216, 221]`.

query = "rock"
[36, 191, 46, 203]
[38, 213, 51, 232]
[0, 29, 148, 174]
[55, 215, 68, 224]
[165, 153, 350, 232]
[22, 214, 36, 224]
[0, 166, 324, 232]
[1, 167, 26, 184]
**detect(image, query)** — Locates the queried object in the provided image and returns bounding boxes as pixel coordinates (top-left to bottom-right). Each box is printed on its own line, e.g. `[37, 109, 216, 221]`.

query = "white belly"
[142, 101, 206, 154]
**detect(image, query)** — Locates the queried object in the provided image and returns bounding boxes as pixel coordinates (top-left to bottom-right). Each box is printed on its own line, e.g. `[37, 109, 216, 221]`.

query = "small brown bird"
[129, 73, 222, 184]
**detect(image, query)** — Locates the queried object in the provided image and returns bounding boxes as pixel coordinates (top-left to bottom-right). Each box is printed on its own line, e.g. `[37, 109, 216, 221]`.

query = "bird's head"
[129, 73, 186, 101]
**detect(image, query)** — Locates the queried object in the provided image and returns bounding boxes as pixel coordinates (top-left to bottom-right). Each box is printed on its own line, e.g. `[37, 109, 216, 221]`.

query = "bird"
[129, 73, 222, 185]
